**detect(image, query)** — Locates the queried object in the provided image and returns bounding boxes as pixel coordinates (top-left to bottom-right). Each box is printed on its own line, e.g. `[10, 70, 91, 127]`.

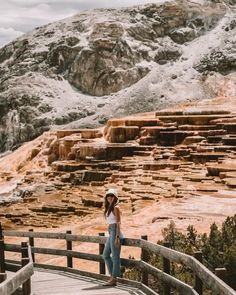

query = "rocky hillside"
[0, 0, 235, 153]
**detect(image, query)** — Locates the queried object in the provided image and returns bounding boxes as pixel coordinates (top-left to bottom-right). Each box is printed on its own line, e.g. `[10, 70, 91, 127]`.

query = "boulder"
[169, 27, 197, 44]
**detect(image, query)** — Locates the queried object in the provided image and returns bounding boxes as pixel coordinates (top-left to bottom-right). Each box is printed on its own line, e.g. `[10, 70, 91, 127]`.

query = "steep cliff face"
[0, 0, 235, 152]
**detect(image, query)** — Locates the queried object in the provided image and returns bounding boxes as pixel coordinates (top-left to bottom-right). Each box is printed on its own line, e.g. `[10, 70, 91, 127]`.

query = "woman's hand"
[115, 237, 120, 248]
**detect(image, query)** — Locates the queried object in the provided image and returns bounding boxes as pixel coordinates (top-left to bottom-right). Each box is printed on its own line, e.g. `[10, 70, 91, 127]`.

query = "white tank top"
[106, 211, 117, 224]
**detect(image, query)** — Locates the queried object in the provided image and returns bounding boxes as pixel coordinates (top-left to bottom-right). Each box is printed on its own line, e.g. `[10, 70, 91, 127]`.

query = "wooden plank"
[3, 231, 141, 247]
[4, 231, 108, 244]
[31, 269, 146, 295]
[0, 262, 34, 295]
[33, 263, 142, 288]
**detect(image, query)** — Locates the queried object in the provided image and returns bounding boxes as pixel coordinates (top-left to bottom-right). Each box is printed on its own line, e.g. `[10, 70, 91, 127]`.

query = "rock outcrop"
[195, 33, 236, 74]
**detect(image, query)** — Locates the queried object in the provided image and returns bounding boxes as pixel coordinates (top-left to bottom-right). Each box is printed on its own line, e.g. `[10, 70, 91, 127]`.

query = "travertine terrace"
[0, 98, 236, 241]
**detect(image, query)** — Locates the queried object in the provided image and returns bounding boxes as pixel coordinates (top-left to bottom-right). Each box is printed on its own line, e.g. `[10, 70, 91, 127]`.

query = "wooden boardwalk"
[30, 269, 145, 295]
[3, 230, 235, 295]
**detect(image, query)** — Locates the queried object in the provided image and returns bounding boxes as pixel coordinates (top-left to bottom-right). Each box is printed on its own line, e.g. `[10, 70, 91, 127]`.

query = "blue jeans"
[103, 224, 124, 278]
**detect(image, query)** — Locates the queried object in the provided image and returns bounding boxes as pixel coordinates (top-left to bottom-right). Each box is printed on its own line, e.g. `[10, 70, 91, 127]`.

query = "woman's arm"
[114, 206, 121, 245]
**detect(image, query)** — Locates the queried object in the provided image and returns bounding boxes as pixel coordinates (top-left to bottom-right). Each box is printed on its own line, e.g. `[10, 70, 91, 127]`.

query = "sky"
[0, 0, 158, 47]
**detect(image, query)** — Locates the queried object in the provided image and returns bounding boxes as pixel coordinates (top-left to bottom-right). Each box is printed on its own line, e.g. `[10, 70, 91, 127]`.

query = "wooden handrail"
[2, 230, 236, 295]
[3, 230, 141, 245]
[140, 239, 236, 295]
[0, 243, 34, 295]
[140, 261, 198, 295]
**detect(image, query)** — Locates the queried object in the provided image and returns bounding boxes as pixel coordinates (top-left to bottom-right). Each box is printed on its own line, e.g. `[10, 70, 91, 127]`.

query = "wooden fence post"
[66, 230, 73, 268]
[21, 242, 31, 295]
[99, 233, 105, 274]
[0, 223, 6, 283]
[163, 242, 171, 295]
[29, 229, 35, 262]
[215, 268, 227, 283]
[141, 235, 149, 286]
[0, 273, 6, 283]
[194, 251, 203, 295]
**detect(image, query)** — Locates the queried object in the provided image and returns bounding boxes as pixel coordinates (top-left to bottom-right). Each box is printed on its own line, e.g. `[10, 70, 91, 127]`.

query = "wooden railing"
[2, 228, 236, 295]
[0, 227, 34, 295]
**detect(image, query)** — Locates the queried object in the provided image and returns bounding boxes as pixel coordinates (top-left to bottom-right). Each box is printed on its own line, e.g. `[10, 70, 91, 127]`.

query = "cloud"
[0, 2, 78, 47]
[0, 27, 24, 47]
[0, 0, 160, 47]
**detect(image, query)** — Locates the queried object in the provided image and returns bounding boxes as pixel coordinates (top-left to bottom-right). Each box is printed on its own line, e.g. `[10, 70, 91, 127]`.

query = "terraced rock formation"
[0, 98, 236, 234]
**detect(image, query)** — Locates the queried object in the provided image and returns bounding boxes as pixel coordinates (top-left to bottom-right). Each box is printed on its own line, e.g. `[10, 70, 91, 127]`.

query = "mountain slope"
[0, 0, 235, 153]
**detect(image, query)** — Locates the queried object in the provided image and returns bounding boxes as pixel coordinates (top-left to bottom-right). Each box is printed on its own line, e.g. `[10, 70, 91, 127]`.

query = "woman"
[103, 188, 123, 286]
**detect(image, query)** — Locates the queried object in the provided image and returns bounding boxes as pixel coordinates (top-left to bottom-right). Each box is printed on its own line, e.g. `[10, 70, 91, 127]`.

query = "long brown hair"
[104, 195, 118, 217]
